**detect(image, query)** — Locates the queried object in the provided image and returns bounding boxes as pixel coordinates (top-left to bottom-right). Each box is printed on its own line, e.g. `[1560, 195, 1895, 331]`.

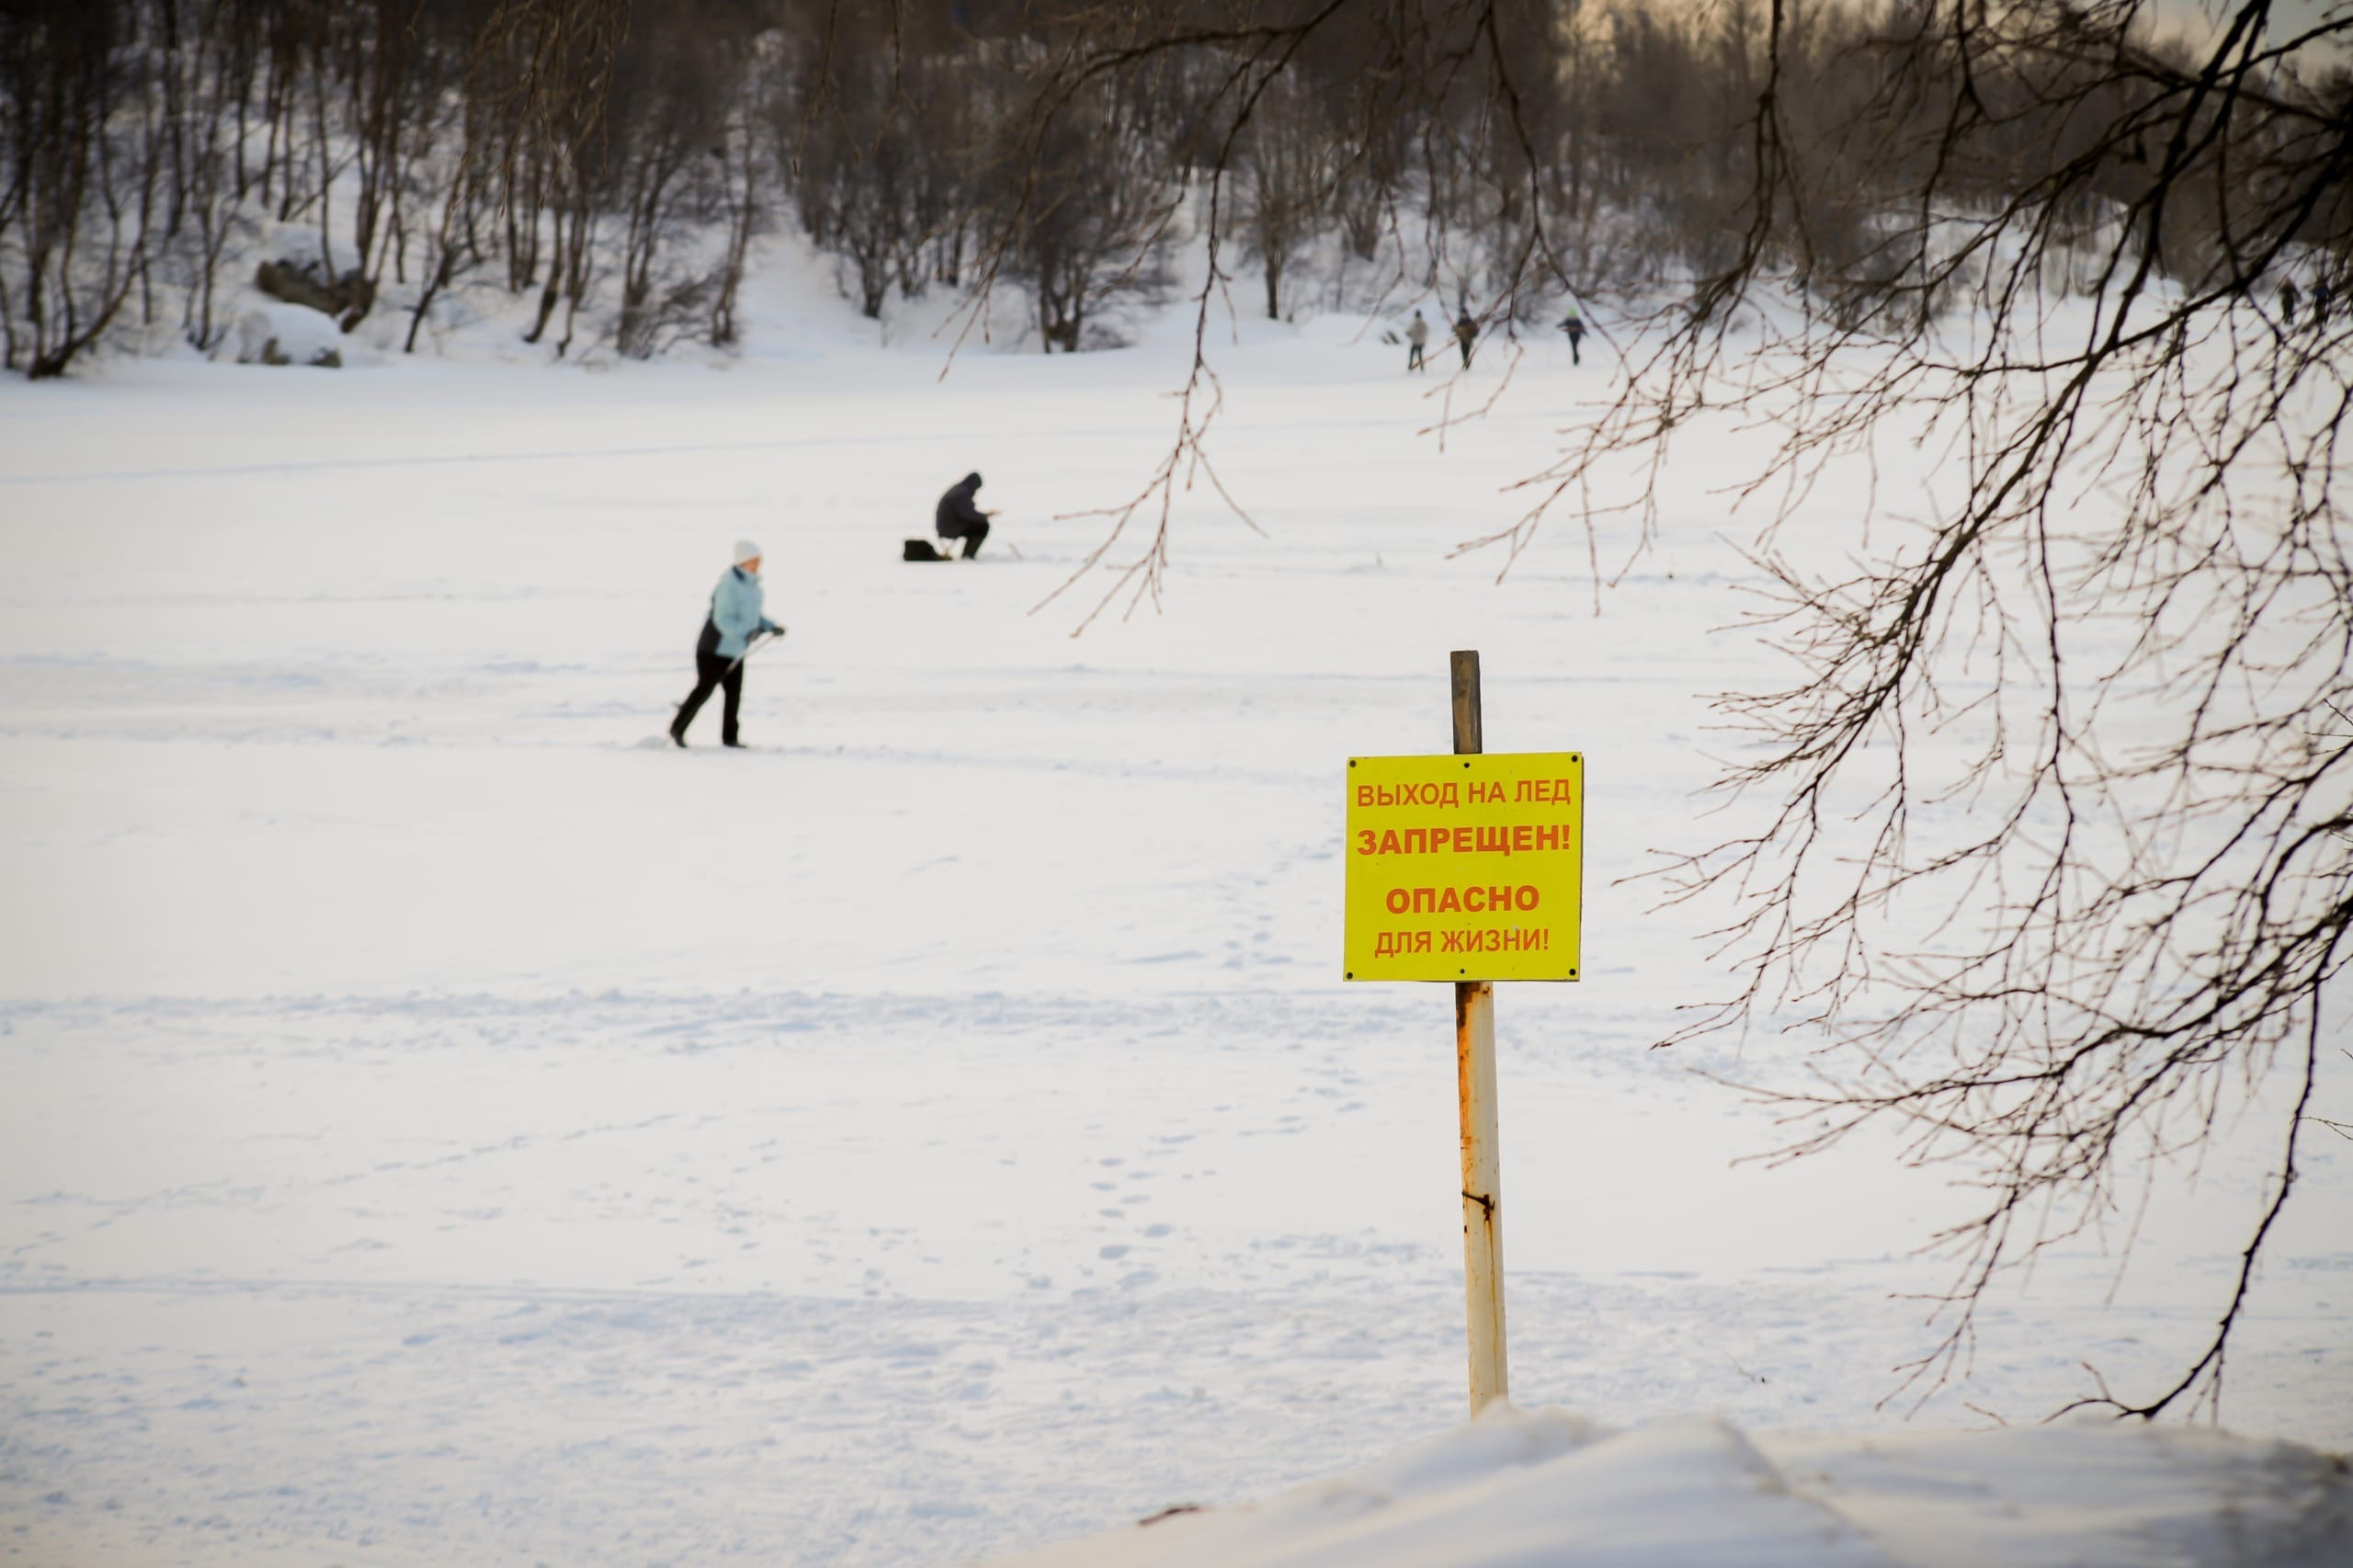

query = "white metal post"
[1450, 650, 1508, 1415]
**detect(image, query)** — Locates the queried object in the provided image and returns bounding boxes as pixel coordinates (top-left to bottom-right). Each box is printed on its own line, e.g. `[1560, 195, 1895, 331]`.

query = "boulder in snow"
[255, 256, 375, 330]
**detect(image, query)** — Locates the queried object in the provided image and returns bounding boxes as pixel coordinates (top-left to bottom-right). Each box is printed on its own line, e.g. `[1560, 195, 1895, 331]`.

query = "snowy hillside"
[1, 255, 2347, 1565]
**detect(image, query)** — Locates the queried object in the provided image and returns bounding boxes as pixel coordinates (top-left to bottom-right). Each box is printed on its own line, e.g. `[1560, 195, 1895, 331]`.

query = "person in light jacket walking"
[1406, 310, 1430, 371]
[670, 539, 783, 748]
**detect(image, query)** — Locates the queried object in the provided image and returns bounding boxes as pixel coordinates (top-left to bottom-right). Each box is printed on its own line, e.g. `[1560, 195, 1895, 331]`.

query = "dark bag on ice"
[904, 538, 949, 562]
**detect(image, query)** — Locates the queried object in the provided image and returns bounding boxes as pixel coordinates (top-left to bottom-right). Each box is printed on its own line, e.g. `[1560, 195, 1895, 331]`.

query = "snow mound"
[215, 292, 368, 369]
[991, 1403, 2351, 1567]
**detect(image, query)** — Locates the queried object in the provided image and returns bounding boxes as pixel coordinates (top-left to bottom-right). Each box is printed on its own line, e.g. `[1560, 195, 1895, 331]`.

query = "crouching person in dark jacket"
[935, 472, 992, 559]
[670, 539, 782, 748]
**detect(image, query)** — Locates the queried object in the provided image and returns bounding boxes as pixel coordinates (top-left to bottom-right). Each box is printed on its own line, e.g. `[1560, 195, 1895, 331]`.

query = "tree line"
[7, 0, 2343, 379]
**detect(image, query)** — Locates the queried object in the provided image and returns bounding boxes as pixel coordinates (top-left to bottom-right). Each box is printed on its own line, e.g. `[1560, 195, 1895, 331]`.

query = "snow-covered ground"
[1000, 1403, 2351, 1567]
[1, 268, 2347, 1564]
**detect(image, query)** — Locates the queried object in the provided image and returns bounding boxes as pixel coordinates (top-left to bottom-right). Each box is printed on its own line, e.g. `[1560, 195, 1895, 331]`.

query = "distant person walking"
[1559, 308, 1586, 366]
[2311, 278, 2332, 328]
[935, 472, 992, 560]
[1453, 309, 1477, 369]
[1406, 311, 1429, 372]
[670, 539, 783, 748]
[2280, 277, 2301, 326]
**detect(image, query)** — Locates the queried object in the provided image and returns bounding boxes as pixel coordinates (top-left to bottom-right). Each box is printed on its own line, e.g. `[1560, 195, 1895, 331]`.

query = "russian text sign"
[1345, 751, 1584, 982]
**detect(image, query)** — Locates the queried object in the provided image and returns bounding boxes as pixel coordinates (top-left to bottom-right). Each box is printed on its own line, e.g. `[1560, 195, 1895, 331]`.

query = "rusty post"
[1450, 649, 1508, 1415]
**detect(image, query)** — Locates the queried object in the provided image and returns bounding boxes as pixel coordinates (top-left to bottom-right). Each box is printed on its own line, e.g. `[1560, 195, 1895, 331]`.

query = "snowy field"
[1, 288, 2347, 1564]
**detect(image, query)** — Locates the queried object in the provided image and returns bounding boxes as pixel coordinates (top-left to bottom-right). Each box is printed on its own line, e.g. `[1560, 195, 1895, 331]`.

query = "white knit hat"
[733, 538, 763, 565]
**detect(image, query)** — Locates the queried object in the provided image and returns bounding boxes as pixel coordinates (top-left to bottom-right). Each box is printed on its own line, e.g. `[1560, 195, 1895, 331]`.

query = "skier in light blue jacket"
[670, 539, 783, 747]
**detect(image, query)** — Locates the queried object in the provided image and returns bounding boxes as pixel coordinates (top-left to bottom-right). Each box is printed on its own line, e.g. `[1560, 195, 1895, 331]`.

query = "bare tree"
[706, 53, 769, 348]
[0, 0, 158, 378]
[167, 0, 262, 352]
[1003, 72, 1179, 352]
[496, 0, 624, 355]
[1236, 71, 1333, 319]
[343, 0, 430, 312]
[1520, 0, 2353, 1423]
[791, 34, 926, 321]
[606, 17, 727, 358]
[983, 0, 2351, 1428]
[404, 4, 511, 354]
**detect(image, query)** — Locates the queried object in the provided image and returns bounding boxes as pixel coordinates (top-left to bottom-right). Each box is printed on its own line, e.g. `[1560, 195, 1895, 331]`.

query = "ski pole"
[725, 627, 785, 676]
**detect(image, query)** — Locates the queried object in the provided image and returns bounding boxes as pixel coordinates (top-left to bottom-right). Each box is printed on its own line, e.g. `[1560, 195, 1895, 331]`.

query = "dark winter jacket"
[936, 472, 987, 538]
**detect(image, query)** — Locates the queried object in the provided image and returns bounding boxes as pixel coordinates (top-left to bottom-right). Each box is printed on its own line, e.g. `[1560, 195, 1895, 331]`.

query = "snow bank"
[217, 292, 370, 369]
[995, 1403, 2351, 1568]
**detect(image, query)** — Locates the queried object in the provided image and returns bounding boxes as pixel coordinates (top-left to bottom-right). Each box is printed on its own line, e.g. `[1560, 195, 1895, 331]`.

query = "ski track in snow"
[2, 315, 2347, 1565]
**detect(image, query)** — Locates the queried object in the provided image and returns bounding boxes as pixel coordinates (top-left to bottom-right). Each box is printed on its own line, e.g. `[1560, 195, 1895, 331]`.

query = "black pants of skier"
[944, 518, 988, 559]
[672, 649, 744, 744]
[1567, 335, 1582, 365]
[1407, 344, 1425, 371]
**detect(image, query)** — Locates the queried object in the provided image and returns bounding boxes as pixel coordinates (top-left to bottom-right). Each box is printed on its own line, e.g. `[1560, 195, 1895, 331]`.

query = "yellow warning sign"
[1344, 752, 1584, 982]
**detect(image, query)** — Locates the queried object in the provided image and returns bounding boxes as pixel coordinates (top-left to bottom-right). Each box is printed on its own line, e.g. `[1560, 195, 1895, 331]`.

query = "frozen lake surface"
[2, 317, 2346, 1564]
